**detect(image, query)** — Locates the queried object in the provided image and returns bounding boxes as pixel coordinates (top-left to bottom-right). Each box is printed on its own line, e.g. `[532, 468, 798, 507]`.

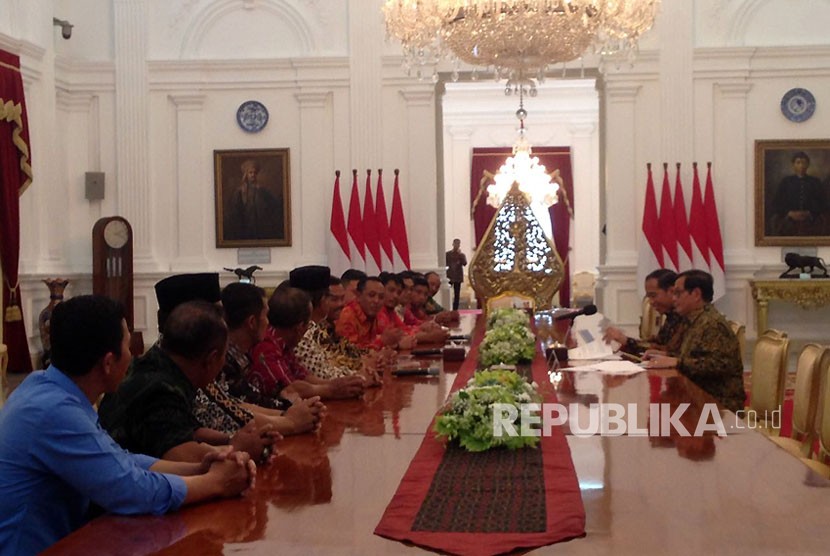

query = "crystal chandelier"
[382, 0, 660, 85]
[485, 91, 559, 239]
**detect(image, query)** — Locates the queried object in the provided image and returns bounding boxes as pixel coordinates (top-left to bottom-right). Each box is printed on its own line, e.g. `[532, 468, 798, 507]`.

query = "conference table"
[46, 313, 829, 555]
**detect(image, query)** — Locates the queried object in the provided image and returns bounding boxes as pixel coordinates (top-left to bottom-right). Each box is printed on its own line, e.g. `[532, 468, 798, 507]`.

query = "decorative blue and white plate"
[236, 100, 269, 133]
[780, 88, 816, 123]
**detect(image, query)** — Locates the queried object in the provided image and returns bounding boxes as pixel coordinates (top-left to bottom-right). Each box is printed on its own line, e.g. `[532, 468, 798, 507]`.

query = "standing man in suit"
[445, 238, 467, 311]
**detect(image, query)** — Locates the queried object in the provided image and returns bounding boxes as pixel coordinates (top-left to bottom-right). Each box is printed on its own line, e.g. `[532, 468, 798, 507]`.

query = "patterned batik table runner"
[374, 319, 586, 556]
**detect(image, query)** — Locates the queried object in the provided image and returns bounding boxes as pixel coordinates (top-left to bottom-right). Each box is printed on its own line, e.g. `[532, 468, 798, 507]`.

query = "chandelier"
[485, 91, 559, 238]
[382, 1, 660, 85]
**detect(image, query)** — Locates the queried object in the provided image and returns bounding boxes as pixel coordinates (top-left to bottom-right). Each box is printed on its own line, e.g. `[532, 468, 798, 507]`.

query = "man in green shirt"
[645, 270, 745, 413]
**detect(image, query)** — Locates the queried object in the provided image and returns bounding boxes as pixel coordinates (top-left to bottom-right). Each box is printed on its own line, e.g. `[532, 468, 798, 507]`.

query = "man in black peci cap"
[99, 274, 279, 463]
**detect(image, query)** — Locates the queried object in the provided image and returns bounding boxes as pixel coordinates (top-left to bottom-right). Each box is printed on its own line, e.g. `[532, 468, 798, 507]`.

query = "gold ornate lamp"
[382, 0, 660, 86]
[469, 181, 564, 310]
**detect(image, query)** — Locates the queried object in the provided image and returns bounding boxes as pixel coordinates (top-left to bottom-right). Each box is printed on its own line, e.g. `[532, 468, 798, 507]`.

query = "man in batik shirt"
[644, 270, 745, 413]
[291, 266, 384, 383]
[249, 285, 366, 401]
[604, 269, 687, 356]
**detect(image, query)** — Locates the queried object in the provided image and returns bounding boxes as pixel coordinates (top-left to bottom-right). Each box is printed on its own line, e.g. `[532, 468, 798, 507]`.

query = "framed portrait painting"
[755, 139, 830, 246]
[214, 148, 291, 247]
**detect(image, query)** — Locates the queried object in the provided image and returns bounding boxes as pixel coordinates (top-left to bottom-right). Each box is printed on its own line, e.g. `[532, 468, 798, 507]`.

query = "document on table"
[566, 360, 646, 375]
[567, 312, 617, 360]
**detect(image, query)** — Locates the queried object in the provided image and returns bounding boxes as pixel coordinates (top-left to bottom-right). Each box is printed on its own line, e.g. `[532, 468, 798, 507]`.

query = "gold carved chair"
[748, 329, 790, 435]
[570, 271, 596, 308]
[0, 343, 9, 407]
[799, 349, 830, 478]
[771, 344, 827, 458]
[638, 296, 663, 340]
[486, 291, 535, 314]
[727, 320, 746, 364]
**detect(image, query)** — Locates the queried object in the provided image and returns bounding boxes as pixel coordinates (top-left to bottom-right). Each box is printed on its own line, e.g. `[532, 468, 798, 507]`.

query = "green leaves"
[434, 370, 542, 452]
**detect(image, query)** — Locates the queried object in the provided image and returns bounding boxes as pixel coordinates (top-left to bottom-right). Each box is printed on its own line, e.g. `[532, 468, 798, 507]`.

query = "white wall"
[4, 0, 830, 359]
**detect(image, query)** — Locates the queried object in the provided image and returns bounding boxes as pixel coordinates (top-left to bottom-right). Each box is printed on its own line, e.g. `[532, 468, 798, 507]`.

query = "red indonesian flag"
[389, 169, 411, 271]
[327, 170, 351, 275]
[673, 163, 693, 271]
[658, 163, 679, 271]
[637, 163, 663, 297]
[704, 162, 726, 300]
[346, 169, 365, 270]
[689, 162, 710, 269]
[375, 169, 394, 271]
[363, 169, 382, 274]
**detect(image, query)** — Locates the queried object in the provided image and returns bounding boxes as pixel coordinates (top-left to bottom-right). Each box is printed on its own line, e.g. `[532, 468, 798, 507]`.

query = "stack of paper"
[565, 360, 646, 375]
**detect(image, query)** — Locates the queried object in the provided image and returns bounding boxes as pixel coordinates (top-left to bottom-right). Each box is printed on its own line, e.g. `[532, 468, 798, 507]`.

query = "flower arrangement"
[434, 370, 542, 452]
[487, 307, 531, 329]
[479, 308, 536, 367]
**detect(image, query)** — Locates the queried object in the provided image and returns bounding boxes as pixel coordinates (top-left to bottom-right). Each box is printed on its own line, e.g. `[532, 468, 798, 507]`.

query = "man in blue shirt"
[0, 295, 255, 555]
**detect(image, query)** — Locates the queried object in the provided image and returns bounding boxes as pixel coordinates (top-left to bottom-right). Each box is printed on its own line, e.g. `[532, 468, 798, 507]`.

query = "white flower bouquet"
[434, 370, 542, 452]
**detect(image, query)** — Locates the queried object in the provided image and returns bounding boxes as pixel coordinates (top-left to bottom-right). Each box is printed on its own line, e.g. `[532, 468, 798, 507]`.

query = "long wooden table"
[45, 314, 830, 554]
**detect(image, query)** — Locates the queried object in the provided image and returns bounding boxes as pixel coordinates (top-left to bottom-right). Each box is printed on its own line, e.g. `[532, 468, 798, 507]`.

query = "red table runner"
[375, 319, 586, 555]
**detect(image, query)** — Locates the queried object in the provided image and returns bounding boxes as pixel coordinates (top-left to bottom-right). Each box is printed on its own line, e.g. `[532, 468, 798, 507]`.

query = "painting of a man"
[756, 140, 830, 246]
[215, 149, 291, 247]
[768, 151, 827, 236]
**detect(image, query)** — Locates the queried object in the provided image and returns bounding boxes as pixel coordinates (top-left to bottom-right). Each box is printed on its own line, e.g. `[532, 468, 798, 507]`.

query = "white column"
[55, 91, 101, 272]
[602, 82, 641, 267]
[714, 82, 753, 255]
[113, 0, 154, 268]
[567, 122, 599, 274]
[444, 126, 474, 258]
[168, 93, 207, 271]
[347, 0, 383, 169]
[295, 91, 334, 265]
[399, 88, 437, 268]
[658, 0, 694, 164]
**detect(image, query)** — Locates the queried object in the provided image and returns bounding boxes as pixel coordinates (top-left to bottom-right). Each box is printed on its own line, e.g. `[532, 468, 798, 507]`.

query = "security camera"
[53, 17, 73, 40]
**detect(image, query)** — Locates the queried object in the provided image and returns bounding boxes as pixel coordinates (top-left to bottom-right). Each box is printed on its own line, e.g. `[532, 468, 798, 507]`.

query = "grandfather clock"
[92, 217, 139, 352]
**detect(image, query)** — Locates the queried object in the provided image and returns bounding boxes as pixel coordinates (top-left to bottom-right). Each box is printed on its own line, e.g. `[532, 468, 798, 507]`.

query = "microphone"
[392, 367, 440, 377]
[552, 304, 597, 321]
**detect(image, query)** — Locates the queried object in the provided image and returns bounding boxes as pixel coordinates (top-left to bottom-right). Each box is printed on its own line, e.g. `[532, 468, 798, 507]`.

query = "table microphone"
[553, 304, 597, 321]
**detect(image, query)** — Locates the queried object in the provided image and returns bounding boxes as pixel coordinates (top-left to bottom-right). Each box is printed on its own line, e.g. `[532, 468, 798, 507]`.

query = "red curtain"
[470, 147, 574, 307]
[0, 49, 33, 373]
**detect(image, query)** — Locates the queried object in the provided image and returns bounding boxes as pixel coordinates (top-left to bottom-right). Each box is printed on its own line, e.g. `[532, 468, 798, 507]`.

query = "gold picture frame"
[214, 148, 291, 247]
[755, 139, 830, 246]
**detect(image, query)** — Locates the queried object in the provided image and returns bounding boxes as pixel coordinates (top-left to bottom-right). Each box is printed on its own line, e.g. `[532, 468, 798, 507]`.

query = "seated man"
[644, 270, 746, 413]
[213, 282, 323, 436]
[99, 301, 278, 462]
[322, 276, 393, 366]
[424, 271, 445, 315]
[407, 275, 452, 340]
[340, 268, 367, 305]
[0, 296, 253, 555]
[603, 269, 686, 356]
[249, 286, 366, 401]
[291, 266, 387, 384]
[376, 274, 447, 348]
[336, 276, 403, 349]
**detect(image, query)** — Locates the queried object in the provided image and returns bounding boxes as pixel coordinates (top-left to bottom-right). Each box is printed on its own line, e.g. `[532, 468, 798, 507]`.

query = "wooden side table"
[749, 279, 830, 334]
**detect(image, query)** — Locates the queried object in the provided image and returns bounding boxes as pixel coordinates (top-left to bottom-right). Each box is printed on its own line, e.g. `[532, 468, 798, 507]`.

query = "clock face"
[104, 219, 129, 249]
